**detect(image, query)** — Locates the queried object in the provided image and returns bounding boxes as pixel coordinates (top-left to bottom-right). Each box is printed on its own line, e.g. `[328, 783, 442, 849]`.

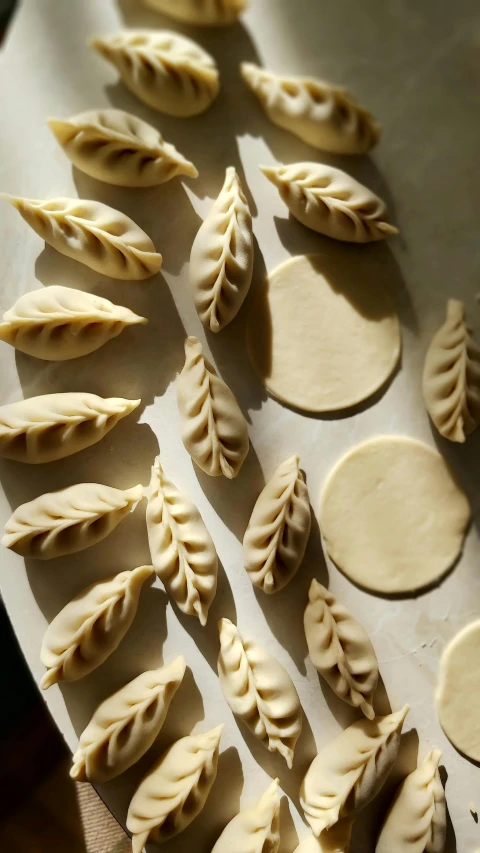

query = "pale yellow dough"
[247, 254, 401, 413]
[435, 620, 480, 762]
[321, 436, 470, 594]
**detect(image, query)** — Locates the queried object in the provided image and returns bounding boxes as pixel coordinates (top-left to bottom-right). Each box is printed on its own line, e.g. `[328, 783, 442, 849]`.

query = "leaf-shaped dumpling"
[144, 0, 246, 26]
[300, 706, 410, 835]
[0, 286, 147, 361]
[190, 166, 253, 333]
[261, 163, 397, 244]
[48, 109, 198, 187]
[294, 821, 354, 853]
[211, 778, 280, 853]
[304, 580, 379, 720]
[0, 392, 140, 464]
[1, 195, 162, 280]
[177, 336, 249, 478]
[40, 565, 154, 689]
[243, 455, 311, 594]
[91, 30, 219, 117]
[71, 656, 186, 783]
[217, 618, 302, 767]
[2, 481, 143, 559]
[146, 457, 218, 625]
[241, 63, 380, 155]
[376, 749, 446, 853]
[423, 299, 480, 442]
[127, 724, 223, 851]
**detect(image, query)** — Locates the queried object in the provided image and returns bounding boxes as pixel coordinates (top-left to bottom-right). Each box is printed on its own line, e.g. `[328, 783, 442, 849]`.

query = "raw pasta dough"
[144, 0, 246, 25]
[0, 286, 147, 360]
[48, 109, 198, 187]
[1, 195, 162, 279]
[211, 778, 280, 853]
[435, 620, 480, 762]
[321, 436, 470, 594]
[294, 822, 353, 853]
[246, 254, 401, 413]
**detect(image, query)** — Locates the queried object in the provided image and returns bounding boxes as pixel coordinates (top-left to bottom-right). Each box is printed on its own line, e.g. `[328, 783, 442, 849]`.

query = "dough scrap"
[423, 299, 480, 442]
[146, 456, 218, 625]
[48, 108, 198, 187]
[243, 454, 311, 593]
[40, 565, 153, 689]
[246, 254, 401, 413]
[300, 706, 409, 836]
[177, 336, 249, 478]
[71, 656, 186, 783]
[217, 617, 302, 767]
[0, 392, 140, 464]
[261, 162, 397, 243]
[293, 821, 353, 853]
[190, 166, 253, 333]
[91, 30, 219, 117]
[435, 620, 480, 762]
[321, 436, 470, 594]
[304, 579, 378, 719]
[127, 724, 223, 850]
[241, 63, 380, 154]
[2, 482, 143, 559]
[1, 195, 162, 280]
[211, 778, 280, 853]
[144, 0, 246, 25]
[0, 286, 147, 361]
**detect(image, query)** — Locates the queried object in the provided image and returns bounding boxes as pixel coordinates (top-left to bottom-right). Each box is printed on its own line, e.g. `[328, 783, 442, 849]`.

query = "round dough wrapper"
[436, 620, 480, 762]
[246, 254, 401, 413]
[321, 436, 470, 594]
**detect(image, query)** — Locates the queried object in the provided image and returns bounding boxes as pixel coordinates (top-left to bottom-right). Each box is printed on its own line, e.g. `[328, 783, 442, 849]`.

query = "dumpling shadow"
[439, 766, 458, 853]
[279, 796, 299, 853]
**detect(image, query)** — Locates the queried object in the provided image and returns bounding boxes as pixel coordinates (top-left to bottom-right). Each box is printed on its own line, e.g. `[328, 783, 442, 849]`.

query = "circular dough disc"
[246, 253, 401, 412]
[436, 621, 480, 762]
[320, 436, 470, 594]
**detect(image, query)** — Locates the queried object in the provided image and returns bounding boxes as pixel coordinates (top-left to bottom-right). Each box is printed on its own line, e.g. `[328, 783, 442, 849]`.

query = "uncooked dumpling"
[241, 63, 380, 154]
[144, 0, 246, 25]
[0, 286, 147, 361]
[243, 454, 311, 593]
[190, 166, 253, 332]
[435, 619, 480, 762]
[71, 657, 186, 783]
[300, 706, 409, 835]
[320, 436, 470, 594]
[2, 482, 143, 559]
[91, 30, 219, 117]
[177, 336, 249, 478]
[304, 579, 378, 719]
[41, 565, 153, 689]
[146, 456, 218, 625]
[127, 724, 223, 851]
[211, 778, 280, 853]
[217, 617, 302, 767]
[0, 393, 140, 463]
[423, 299, 480, 442]
[261, 162, 397, 243]
[48, 109, 198, 187]
[293, 821, 353, 853]
[1, 195, 162, 280]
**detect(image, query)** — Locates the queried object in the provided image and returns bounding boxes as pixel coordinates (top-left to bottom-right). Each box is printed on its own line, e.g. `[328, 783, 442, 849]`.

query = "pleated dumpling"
[91, 30, 219, 117]
[243, 454, 311, 594]
[177, 336, 249, 478]
[2, 481, 143, 559]
[304, 580, 379, 719]
[0, 286, 147, 361]
[423, 299, 480, 442]
[190, 166, 253, 333]
[300, 706, 410, 835]
[211, 778, 280, 853]
[261, 163, 397, 243]
[144, 0, 246, 26]
[48, 109, 198, 187]
[218, 618, 302, 768]
[0, 393, 140, 464]
[376, 749, 446, 853]
[146, 457, 218, 625]
[127, 724, 223, 851]
[241, 63, 380, 155]
[40, 565, 154, 689]
[294, 821, 353, 853]
[1, 195, 162, 280]
[71, 656, 186, 783]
